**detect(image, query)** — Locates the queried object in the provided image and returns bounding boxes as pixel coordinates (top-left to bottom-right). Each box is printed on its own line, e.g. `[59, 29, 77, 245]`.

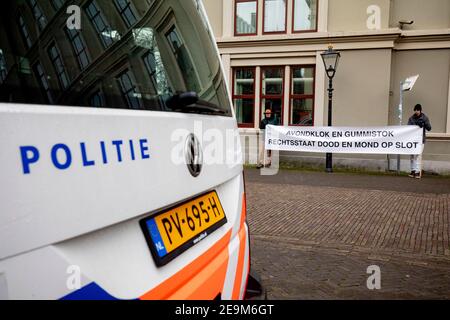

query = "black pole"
[326, 78, 334, 173]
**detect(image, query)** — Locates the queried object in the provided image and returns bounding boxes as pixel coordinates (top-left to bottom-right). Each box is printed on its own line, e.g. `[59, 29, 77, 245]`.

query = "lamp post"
[321, 45, 341, 173]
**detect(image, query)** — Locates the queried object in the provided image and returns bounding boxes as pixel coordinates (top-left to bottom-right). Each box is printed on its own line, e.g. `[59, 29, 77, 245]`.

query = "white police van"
[0, 0, 260, 300]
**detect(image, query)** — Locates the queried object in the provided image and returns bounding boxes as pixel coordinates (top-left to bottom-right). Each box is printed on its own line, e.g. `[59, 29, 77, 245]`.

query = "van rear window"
[0, 0, 231, 116]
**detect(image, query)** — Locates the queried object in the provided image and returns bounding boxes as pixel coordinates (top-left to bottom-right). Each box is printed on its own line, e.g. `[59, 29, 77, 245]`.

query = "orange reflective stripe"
[240, 193, 247, 230]
[140, 231, 231, 300]
[232, 193, 248, 300]
[170, 244, 229, 300]
[232, 225, 247, 300]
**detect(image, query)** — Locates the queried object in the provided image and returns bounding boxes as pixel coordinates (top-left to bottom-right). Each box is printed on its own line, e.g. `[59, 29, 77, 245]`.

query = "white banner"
[265, 125, 424, 155]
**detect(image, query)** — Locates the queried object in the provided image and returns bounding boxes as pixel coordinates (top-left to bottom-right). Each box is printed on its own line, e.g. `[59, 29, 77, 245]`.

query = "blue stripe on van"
[61, 282, 119, 300]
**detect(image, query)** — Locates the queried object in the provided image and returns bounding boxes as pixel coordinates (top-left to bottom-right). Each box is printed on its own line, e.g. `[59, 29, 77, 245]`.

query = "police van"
[0, 0, 259, 300]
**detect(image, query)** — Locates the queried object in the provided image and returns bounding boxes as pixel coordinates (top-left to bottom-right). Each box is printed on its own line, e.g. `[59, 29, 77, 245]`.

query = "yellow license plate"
[140, 191, 227, 266]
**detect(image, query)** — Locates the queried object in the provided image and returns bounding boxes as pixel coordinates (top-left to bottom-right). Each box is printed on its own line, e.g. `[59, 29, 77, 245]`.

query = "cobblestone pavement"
[245, 169, 450, 299]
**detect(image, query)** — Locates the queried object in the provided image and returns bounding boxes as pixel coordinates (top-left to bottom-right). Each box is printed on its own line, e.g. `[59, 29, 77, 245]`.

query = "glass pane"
[294, 0, 317, 31]
[115, 0, 128, 10]
[79, 52, 90, 69]
[292, 67, 314, 95]
[264, 0, 286, 33]
[166, 28, 182, 52]
[29, 0, 48, 31]
[144, 53, 156, 73]
[262, 68, 283, 95]
[261, 98, 282, 123]
[166, 26, 200, 93]
[119, 73, 133, 91]
[236, 1, 257, 35]
[128, 92, 141, 109]
[143, 51, 171, 96]
[60, 73, 69, 88]
[86, 3, 96, 17]
[124, 9, 137, 26]
[19, 16, 33, 48]
[234, 69, 254, 95]
[291, 98, 313, 125]
[51, 0, 64, 10]
[90, 91, 104, 107]
[0, 50, 7, 83]
[234, 98, 254, 124]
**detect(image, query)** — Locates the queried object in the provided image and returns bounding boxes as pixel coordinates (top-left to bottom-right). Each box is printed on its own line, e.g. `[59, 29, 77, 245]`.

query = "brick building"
[204, 0, 450, 173]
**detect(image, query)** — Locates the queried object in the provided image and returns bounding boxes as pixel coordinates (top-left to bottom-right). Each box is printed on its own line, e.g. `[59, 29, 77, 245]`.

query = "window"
[233, 68, 256, 127]
[235, 0, 258, 36]
[261, 67, 284, 124]
[85, 0, 114, 48]
[33, 62, 54, 104]
[18, 15, 33, 49]
[0, 0, 232, 115]
[89, 90, 105, 107]
[293, 0, 318, 32]
[66, 28, 91, 70]
[51, 0, 65, 11]
[290, 66, 315, 126]
[143, 51, 171, 96]
[114, 0, 138, 28]
[48, 43, 70, 90]
[263, 0, 286, 33]
[117, 70, 143, 109]
[28, 0, 48, 31]
[166, 26, 200, 93]
[0, 50, 7, 84]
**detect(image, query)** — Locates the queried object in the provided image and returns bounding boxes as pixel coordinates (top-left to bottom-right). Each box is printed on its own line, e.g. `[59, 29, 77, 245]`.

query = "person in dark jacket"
[257, 108, 280, 169]
[407, 104, 431, 179]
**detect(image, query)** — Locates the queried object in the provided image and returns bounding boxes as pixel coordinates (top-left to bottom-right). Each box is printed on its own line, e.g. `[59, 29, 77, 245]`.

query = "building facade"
[204, 0, 450, 173]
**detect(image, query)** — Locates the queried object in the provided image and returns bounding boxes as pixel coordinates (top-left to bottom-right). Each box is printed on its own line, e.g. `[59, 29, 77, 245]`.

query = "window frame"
[260, 66, 285, 126]
[33, 61, 54, 104]
[85, 0, 114, 48]
[89, 89, 106, 108]
[47, 42, 70, 90]
[116, 69, 143, 109]
[113, 0, 138, 28]
[50, 0, 65, 12]
[142, 50, 172, 96]
[65, 27, 91, 71]
[18, 13, 33, 49]
[28, 0, 48, 32]
[0, 50, 7, 84]
[234, 0, 259, 37]
[262, 0, 288, 35]
[292, 0, 319, 33]
[289, 65, 316, 127]
[164, 22, 202, 94]
[232, 67, 256, 128]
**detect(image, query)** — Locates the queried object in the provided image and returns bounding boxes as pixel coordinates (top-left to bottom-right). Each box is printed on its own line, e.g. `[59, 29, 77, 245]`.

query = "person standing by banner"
[257, 108, 280, 169]
[407, 104, 432, 179]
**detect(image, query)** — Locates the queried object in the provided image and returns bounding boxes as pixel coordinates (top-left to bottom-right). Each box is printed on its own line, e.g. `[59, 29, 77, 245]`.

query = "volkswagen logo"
[185, 134, 203, 177]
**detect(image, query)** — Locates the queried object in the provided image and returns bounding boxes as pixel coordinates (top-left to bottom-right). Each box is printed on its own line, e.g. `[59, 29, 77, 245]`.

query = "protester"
[407, 104, 432, 179]
[257, 108, 280, 169]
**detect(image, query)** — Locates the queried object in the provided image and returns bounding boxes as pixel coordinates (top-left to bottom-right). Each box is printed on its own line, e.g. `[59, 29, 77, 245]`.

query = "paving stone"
[245, 169, 450, 299]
